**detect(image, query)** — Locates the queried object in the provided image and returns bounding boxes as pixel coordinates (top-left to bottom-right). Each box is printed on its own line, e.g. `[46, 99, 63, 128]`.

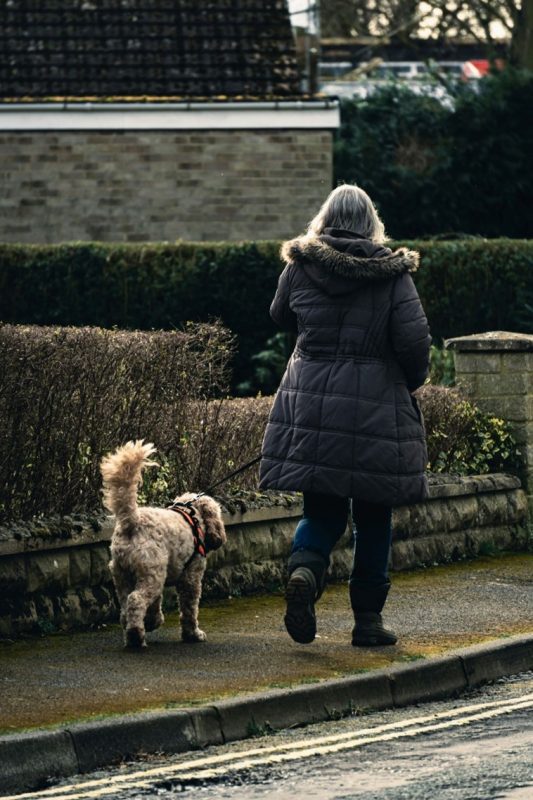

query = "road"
[5, 672, 533, 800]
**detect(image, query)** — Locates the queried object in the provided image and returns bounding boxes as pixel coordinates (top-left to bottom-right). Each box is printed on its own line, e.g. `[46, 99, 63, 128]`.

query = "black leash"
[167, 454, 262, 560]
[196, 453, 262, 498]
[166, 453, 261, 564]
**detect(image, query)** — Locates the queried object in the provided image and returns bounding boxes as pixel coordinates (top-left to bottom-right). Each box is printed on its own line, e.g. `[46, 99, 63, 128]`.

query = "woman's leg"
[285, 492, 349, 644]
[292, 492, 350, 561]
[350, 499, 397, 646]
[350, 499, 392, 588]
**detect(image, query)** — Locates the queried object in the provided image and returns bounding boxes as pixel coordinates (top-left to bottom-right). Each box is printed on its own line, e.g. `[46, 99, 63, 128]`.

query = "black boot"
[350, 581, 397, 647]
[284, 550, 327, 644]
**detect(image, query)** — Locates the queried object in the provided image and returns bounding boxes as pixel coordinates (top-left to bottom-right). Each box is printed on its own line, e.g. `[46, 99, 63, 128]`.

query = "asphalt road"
[9, 672, 533, 800]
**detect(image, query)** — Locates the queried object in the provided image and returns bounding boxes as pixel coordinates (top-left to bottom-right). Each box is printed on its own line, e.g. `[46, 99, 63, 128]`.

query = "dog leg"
[125, 591, 148, 648]
[109, 561, 131, 636]
[125, 577, 163, 648]
[145, 596, 165, 632]
[177, 558, 207, 642]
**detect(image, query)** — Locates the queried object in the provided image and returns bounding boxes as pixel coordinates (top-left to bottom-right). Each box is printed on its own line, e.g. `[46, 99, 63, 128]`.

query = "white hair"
[306, 184, 387, 243]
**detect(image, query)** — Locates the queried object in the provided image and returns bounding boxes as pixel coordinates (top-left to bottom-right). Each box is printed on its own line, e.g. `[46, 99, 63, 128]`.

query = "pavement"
[0, 553, 532, 795]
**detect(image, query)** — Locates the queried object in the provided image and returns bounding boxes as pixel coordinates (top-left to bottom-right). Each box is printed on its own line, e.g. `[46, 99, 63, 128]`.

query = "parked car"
[319, 59, 485, 92]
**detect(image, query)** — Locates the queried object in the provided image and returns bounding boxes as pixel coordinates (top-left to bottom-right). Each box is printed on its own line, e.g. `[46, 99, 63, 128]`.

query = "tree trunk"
[511, 0, 533, 69]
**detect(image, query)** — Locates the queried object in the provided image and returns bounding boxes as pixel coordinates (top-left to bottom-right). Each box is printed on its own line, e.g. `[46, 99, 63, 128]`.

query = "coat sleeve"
[270, 264, 298, 333]
[389, 273, 431, 392]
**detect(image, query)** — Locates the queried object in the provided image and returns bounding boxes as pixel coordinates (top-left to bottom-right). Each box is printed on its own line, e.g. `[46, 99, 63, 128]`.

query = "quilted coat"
[259, 228, 431, 506]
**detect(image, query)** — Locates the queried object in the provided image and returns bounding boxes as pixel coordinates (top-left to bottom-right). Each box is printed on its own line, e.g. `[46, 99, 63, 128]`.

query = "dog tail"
[100, 440, 158, 527]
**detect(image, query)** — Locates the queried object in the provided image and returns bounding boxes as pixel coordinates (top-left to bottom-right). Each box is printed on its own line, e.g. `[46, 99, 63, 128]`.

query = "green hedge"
[0, 241, 280, 385]
[398, 238, 533, 343]
[1, 239, 532, 384]
[334, 70, 533, 239]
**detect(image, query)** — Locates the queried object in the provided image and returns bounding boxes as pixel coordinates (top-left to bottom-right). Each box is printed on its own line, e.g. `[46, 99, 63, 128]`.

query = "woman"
[259, 184, 431, 647]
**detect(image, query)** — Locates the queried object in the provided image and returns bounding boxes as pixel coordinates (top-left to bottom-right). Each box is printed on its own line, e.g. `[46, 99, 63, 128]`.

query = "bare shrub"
[2, 322, 520, 525]
[0, 322, 234, 521]
[136, 395, 274, 508]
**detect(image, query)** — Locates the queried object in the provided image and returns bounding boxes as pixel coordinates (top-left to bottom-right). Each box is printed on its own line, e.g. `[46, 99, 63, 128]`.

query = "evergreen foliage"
[1, 238, 531, 391]
[417, 385, 520, 476]
[334, 69, 533, 239]
[0, 241, 280, 386]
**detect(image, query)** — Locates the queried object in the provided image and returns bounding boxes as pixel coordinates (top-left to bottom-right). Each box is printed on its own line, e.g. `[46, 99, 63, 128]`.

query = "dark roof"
[321, 36, 508, 65]
[0, 0, 301, 102]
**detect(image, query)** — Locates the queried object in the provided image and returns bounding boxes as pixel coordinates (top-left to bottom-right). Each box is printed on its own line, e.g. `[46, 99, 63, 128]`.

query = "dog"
[100, 440, 226, 648]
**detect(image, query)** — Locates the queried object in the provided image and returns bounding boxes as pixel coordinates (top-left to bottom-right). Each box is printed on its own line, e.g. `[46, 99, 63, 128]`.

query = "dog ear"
[196, 497, 227, 551]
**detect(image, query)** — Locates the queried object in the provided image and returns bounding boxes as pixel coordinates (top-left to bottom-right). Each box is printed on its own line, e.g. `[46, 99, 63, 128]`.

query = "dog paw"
[182, 628, 207, 643]
[125, 627, 147, 649]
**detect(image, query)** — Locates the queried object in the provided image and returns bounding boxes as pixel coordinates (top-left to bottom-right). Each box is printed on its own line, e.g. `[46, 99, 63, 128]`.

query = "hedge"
[334, 69, 533, 239]
[398, 238, 533, 344]
[0, 239, 532, 386]
[416, 385, 519, 476]
[0, 321, 519, 523]
[0, 321, 244, 522]
[0, 241, 280, 386]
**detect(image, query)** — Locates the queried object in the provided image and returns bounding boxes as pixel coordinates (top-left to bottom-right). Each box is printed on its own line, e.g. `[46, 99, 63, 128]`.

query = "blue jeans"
[291, 492, 392, 587]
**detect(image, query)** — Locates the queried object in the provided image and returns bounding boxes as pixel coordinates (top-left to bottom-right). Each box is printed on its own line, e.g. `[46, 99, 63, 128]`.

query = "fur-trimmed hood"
[281, 232, 419, 287]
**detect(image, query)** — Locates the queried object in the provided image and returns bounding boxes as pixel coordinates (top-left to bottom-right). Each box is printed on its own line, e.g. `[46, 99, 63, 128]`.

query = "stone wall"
[447, 332, 533, 511]
[0, 475, 528, 638]
[0, 129, 332, 243]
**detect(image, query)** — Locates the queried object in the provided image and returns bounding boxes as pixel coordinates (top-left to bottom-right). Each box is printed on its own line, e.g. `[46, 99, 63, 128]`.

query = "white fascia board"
[0, 102, 340, 130]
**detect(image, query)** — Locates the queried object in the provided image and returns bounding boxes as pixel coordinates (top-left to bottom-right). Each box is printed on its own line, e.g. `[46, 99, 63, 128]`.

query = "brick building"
[0, 0, 339, 243]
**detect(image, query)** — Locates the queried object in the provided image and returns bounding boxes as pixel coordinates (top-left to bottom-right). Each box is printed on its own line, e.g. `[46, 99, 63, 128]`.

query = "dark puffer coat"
[259, 228, 431, 506]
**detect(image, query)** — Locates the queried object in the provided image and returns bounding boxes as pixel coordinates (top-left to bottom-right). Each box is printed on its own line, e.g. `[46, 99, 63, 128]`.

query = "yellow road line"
[4, 693, 533, 800]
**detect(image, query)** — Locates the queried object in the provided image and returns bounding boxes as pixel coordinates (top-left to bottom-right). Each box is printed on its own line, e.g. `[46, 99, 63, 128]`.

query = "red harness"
[167, 503, 207, 559]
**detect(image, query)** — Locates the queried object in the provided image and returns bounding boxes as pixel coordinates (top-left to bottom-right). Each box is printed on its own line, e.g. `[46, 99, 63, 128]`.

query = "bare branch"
[320, 0, 519, 41]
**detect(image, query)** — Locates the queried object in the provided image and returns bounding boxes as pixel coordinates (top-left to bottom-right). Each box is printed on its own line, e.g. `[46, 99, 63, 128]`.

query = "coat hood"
[281, 229, 419, 296]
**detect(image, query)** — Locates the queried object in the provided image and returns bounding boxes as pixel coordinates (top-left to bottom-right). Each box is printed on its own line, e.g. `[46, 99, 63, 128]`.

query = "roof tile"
[0, 0, 301, 101]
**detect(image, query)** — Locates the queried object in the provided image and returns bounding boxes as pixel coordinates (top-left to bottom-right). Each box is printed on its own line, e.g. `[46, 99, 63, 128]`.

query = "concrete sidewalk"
[1, 553, 532, 736]
[1, 553, 533, 795]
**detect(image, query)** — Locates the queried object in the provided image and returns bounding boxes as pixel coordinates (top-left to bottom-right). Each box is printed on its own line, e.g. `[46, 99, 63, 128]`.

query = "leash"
[195, 453, 262, 499]
[167, 452, 262, 509]
[167, 453, 262, 562]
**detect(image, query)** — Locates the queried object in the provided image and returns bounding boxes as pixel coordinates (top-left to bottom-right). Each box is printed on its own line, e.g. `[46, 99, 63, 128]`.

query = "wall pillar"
[446, 331, 533, 512]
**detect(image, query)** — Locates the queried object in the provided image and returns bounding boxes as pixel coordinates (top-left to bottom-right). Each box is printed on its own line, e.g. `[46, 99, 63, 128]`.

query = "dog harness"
[167, 502, 207, 559]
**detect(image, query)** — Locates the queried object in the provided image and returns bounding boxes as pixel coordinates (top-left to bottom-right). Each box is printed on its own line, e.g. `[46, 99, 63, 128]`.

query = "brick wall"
[0, 129, 333, 243]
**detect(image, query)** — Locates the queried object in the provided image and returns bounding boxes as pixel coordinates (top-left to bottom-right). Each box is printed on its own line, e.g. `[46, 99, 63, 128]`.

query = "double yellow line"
[5, 692, 533, 800]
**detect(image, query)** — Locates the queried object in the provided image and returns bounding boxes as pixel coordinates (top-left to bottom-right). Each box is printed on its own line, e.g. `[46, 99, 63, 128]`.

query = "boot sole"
[284, 573, 316, 644]
[352, 633, 398, 647]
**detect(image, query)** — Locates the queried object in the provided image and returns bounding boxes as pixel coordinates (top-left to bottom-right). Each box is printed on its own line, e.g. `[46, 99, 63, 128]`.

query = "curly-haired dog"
[100, 440, 226, 648]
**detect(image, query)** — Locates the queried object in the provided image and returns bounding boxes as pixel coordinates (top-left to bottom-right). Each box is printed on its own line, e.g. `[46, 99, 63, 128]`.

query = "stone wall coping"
[445, 331, 533, 352]
[0, 473, 521, 559]
[0, 499, 304, 558]
[0, 517, 114, 558]
[221, 501, 303, 527]
[425, 472, 520, 498]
